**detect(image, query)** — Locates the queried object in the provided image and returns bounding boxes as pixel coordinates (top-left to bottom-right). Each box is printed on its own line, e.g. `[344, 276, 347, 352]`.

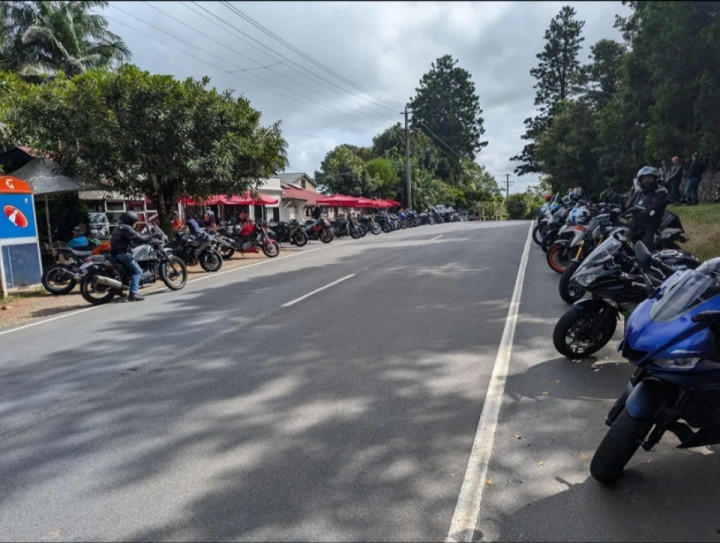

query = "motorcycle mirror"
[692, 310, 720, 324]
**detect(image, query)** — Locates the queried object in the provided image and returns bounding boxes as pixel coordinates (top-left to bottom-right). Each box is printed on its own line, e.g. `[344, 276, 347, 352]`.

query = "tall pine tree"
[512, 5, 585, 176]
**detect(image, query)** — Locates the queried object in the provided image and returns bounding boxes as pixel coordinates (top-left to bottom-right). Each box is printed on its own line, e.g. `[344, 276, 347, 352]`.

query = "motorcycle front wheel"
[532, 223, 547, 246]
[371, 224, 382, 235]
[292, 230, 308, 247]
[547, 243, 572, 273]
[590, 409, 653, 484]
[552, 305, 618, 358]
[319, 228, 334, 243]
[42, 264, 78, 295]
[80, 269, 120, 305]
[219, 244, 235, 260]
[558, 260, 585, 304]
[261, 240, 280, 257]
[199, 249, 223, 272]
[161, 256, 188, 290]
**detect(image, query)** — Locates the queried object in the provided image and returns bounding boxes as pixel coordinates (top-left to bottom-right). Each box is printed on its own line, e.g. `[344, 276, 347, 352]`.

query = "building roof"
[281, 181, 321, 206]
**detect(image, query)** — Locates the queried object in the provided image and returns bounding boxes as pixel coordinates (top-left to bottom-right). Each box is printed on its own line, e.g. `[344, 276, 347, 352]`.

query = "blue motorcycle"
[590, 242, 720, 484]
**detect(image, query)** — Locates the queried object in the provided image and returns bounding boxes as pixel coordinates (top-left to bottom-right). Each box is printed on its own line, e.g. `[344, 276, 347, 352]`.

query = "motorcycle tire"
[319, 228, 334, 243]
[42, 264, 78, 295]
[199, 249, 223, 272]
[219, 245, 235, 260]
[547, 243, 572, 274]
[552, 306, 618, 358]
[261, 240, 280, 257]
[371, 224, 382, 235]
[80, 269, 120, 305]
[350, 226, 363, 239]
[381, 222, 392, 233]
[558, 260, 585, 304]
[161, 256, 188, 290]
[532, 223, 547, 246]
[291, 230, 309, 247]
[590, 409, 653, 484]
[540, 231, 556, 253]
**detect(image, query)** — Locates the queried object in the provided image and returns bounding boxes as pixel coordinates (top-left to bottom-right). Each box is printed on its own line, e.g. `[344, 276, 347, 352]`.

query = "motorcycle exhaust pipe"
[95, 275, 124, 289]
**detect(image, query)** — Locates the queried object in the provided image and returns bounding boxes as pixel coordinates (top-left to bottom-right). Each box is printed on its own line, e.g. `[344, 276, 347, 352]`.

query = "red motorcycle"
[304, 216, 334, 243]
[221, 220, 280, 257]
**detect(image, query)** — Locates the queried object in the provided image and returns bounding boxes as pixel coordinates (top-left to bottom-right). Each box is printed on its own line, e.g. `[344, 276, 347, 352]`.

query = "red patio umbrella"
[316, 194, 359, 206]
[354, 197, 380, 208]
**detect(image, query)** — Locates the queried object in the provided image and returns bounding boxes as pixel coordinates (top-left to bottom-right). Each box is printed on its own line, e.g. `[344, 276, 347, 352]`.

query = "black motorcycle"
[330, 215, 364, 239]
[167, 230, 224, 272]
[552, 229, 699, 358]
[41, 245, 100, 295]
[269, 219, 309, 247]
[79, 228, 187, 305]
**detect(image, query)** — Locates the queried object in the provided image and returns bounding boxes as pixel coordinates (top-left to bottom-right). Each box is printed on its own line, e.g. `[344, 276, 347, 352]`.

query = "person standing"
[684, 152, 706, 206]
[665, 155, 683, 204]
[203, 209, 217, 232]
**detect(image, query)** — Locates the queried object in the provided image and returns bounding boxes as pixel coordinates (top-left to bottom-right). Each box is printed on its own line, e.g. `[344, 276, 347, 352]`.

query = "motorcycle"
[269, 219, 309, 247]
[552, 229, 699, 359]
[357, 215, 383, 235]
[79, 226, 187, 305]
[330, 215, 364, 239]
[41, 240, 110, 295]
[223, 220, 280, 257]
[167, 229, 224, 272]
[558, 208, 690, 304]
[545, 202, 594, 273]
[590, 244, 720, 484]
[304, 216, 334, 243]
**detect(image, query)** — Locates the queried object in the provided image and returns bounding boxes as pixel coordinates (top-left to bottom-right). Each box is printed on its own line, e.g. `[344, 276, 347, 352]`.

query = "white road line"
[281, 273, 356, 308]
[429, 234, 444, 242]
[445, 221, 534, 543]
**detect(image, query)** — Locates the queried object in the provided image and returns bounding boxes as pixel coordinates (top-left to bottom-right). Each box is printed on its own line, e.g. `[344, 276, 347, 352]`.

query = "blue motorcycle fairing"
[623, 297, 714, 364]
[625, 378, 678, 420]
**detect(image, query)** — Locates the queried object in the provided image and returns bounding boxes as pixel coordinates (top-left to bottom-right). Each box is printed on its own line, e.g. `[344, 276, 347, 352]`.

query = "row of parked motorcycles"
[536, 192, 720, 485]
[41, 208, 448, 305]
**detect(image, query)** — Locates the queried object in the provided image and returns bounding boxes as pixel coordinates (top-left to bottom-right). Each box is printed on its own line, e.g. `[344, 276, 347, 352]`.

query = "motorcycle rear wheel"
[42, 264, 78, 295]
[199, 249, 223, 272]
[161, 256, 188, 290]
[558, 260, 585, 304]
[80, 269, 120, 305]
[261, 240, 280, 257]
[553, 306, 617, 358]
[590, 409, 653, 484]
[319, 229, 334, 243]
[532, 223, 547, 246]
[219, 245, 235, 260]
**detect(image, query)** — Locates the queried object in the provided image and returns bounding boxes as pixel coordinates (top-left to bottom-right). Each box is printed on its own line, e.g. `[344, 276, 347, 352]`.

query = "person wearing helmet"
[110, 210, 152, 301]
[627, 166, 668, 251]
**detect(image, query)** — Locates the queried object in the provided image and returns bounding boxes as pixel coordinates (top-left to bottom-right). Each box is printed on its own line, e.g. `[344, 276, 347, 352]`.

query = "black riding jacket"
[629, 185, 668, 233]
[110, 224, 150, 256]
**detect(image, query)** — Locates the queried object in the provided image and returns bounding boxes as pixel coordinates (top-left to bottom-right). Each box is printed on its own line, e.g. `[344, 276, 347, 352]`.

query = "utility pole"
[404, 106, 412, 211]
[505, 174, 513, 198]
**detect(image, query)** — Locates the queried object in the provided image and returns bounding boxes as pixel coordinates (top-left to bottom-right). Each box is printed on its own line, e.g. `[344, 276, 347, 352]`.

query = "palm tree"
[0, 1, 131, 80]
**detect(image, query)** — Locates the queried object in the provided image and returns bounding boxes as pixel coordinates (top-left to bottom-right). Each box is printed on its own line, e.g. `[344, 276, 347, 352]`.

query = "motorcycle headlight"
[574, 270, 601, 287]
[652, 357, 701, 369]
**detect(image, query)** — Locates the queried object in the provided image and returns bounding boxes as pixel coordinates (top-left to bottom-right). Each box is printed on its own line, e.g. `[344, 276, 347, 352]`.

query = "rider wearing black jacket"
[110, 211, 152, 301]
[627, 166, 668, 251]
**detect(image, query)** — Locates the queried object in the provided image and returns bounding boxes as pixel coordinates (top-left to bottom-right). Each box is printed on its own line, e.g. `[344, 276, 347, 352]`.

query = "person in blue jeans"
[110, 211, 152, 301]
[685, 152, 706, 206]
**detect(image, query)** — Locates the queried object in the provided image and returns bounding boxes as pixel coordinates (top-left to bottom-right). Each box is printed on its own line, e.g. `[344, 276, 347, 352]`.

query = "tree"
[314, 144, 368, 196]
[581, 38, 627, 110]
[365, 157, 398, 199]
[6, 65, 287, 234]
[512, 5, 585, 176]
[0, 1, 130, 80]
[408, 54, 487, 183]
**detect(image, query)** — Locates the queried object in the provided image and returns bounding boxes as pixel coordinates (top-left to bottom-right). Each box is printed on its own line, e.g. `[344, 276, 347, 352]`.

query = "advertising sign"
[0, 193, 37, 239]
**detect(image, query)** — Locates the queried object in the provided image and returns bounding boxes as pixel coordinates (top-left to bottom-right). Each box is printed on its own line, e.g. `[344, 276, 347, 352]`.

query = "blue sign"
[0, 193, 37, 239]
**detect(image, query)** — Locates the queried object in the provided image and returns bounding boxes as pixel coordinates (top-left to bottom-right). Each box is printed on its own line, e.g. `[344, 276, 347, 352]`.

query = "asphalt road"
[1, 221, 719, 542]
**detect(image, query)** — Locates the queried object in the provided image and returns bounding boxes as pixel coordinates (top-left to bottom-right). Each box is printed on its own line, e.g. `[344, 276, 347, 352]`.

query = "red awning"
[316, 194, 359, 206]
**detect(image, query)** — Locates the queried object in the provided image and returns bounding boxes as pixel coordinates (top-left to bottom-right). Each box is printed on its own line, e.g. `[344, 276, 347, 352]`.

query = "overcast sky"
[101, 1, 631, 195]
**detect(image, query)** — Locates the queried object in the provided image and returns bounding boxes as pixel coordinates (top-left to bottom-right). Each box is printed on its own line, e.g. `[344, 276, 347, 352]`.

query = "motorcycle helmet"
[636, 166, 659, 193]
[118, 211, 139, 226]
[569, 187, 584, 202]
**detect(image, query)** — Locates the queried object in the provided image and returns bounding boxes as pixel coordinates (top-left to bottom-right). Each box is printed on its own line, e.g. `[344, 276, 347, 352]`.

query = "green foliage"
[314, 144, 368, 196]
[6, 64, 287, 234]
[504, 193, 536, 220]
[513, 5, 586, 176]
[0, 1, 131, 80]
[408, 54, 487, 183]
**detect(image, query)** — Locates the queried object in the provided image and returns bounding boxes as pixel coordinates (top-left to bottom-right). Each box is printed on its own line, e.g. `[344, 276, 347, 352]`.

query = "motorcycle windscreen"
[648, 263, 720, 323]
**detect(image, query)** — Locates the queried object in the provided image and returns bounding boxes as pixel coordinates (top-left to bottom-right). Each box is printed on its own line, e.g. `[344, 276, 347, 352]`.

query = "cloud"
[102, 1, 631, 195]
